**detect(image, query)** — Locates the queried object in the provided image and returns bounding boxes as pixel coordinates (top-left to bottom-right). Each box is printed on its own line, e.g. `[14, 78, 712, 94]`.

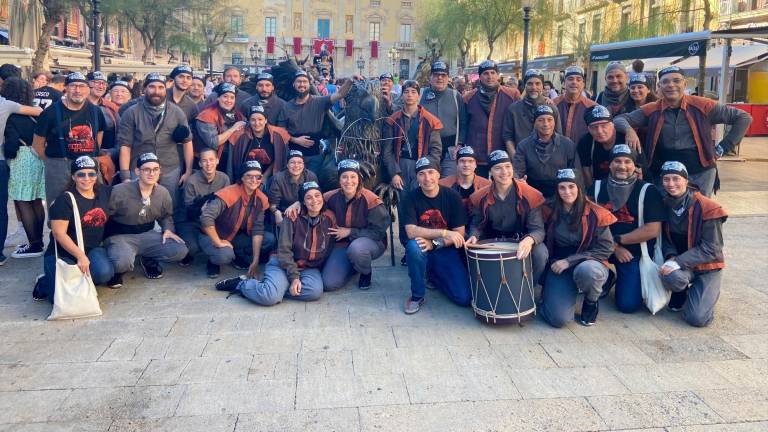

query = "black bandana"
[607, 175, 637, 210]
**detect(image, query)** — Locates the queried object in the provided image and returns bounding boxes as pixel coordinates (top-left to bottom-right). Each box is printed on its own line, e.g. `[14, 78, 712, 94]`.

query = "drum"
[465, 240, 535, 325]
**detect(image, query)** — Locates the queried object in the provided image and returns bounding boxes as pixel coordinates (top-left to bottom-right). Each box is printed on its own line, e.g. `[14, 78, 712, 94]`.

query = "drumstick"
[465, 243, 519, 252]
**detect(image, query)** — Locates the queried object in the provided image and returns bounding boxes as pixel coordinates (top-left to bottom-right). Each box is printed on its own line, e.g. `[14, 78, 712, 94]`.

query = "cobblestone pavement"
[1, 148, 767, 431]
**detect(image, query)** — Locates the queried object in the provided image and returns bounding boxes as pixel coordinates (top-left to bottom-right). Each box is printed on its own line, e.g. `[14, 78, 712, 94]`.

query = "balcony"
[575, 0, 609, 14]
[396, 41, 415, 50]
[226, 35, 250, 44]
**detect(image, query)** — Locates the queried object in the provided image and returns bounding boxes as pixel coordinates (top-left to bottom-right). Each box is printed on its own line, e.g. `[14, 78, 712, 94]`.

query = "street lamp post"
[249, 43, 264, 73]
[387, 46, 400, 75]
[356, 55, 365, 76]
[206, 28, 215, 78]
[521, 0, 534, 75]
[92, 0, 101, 71]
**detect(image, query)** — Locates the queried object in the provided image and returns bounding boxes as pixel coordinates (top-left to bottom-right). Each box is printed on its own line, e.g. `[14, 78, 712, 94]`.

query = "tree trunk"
[697, 0, 712, 95]
[486, 38, 494, 60]
[32, 19, 58, 72]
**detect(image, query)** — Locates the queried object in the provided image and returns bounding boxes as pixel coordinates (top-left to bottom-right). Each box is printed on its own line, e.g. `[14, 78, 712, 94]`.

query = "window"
[621, 8, 631, 28]
[371, 0, 381, 6]
[591, 14, 602, 43]
[577, 21, 586, 49]
[556, 26, 563, 55]
[400, 24, 411, 42]
[369, 22, 380, 41]
[265, 17, 277, 37]
[232, 52, 243, 65]
[345, 15, 354, 33]
[231, 15, 244, 35]
[649, 0, 661, 28]
[719, 0, 731, 14]
[401, 1, 413, 6]
[317, 18, 330, 38]
[293, 13, 302, 32]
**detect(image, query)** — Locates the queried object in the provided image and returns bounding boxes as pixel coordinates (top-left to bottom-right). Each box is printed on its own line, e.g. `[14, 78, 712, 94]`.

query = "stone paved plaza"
[1, 142, 767, 431]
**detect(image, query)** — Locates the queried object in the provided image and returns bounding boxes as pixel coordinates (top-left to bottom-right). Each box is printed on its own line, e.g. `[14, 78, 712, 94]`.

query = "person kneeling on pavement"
[321, 159, 390, 291]
[401, 157, 471, 315]
[659, 161, 727, 327]
[215, 181, 336, 305]
[539, 169, 616, 327]
[104, 152, 188, 287]
[34, 156, 115, 302]
[199, 160, 275, 278]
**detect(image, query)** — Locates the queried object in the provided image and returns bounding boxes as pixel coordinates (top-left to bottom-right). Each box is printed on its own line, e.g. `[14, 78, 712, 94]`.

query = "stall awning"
[590, 32, 708, 62]
[673, 44, 768, 71]
[527, 54, 575, 71]
[636, 56, 684, 72]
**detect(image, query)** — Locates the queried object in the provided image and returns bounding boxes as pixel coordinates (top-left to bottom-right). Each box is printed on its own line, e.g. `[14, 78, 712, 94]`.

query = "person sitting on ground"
[104, 152, 188, 287]
[513, 105, 581, 200]
[230, 104, 290, 183]
[577, 105, 628, 186]
[176, 148, 230, 267]
[321, 160, 390, 291]
[466, 150, 548, 286]
[215, 181, 336, 305]
[658, 161, 727, 327]
[438, 146, 491, 231]
[400, 157, 471, 315]
[539, 169, 616, 328]
[268, 150, 319, 225]
[587, 144, 665, 312]
[33, 156, 114, 302]
[199, 160, 275, 279]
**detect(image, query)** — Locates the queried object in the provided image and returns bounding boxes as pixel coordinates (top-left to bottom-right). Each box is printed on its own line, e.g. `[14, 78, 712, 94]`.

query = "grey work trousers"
[105, 230, 189, 274]
[539, 260, 610, 328]
[199, 231, 276, 266]
[321, 238, 386, 291]
[661, 268, 722, 327]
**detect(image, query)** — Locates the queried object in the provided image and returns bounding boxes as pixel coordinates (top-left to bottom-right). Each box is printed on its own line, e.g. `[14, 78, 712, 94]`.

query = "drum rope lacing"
[469, 251, 535, 325]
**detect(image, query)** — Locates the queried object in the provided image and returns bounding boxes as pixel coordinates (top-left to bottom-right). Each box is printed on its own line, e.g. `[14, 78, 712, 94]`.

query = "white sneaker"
[4, 228, 28, 247]
[12, 243, 44, 258]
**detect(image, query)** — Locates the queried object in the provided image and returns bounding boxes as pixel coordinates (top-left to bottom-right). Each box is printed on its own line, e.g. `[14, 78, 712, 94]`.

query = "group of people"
[0, 56, 751, 329]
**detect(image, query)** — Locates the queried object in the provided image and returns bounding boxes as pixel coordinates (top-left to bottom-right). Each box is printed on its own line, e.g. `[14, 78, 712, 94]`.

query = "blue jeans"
[613, 256, 643, 313]
[41, 247, 115, 303]
[239, 256, 323, 306]
[0, 160, 8, 254]
[405, 239, 471, 306]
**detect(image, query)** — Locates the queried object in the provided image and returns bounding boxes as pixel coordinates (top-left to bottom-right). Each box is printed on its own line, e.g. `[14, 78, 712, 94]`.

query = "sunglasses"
[75, 171, 98, 178]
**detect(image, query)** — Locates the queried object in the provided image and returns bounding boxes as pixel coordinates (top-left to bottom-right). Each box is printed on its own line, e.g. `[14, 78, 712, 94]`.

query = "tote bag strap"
[637, 183, 656, 260]
[54, 192, 86, 261]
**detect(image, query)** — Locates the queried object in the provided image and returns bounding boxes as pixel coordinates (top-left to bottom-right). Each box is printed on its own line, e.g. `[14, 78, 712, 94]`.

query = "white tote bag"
[48, 192, 103, 320]
[637, 183, 670, 314]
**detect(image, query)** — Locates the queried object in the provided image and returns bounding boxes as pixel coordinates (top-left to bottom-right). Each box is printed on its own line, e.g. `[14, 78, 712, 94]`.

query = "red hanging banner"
[345, 39, 353, 57]
[266, 36, 275, 54]
[312, 39, 334, 55]
[293, 37, 302, 55]
[370, 40, 378, 59]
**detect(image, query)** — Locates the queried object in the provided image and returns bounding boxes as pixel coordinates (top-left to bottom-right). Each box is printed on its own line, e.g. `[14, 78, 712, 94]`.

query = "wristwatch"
[613, 234, 623, 245]
[431, 238, 445, 249]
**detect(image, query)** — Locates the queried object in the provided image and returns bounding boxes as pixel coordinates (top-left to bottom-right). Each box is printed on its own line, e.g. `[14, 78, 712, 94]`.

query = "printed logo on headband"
[256, 73, 273, 81]
[294, 70, 309, 78]
[457, 146, 475, 157]
[112, 80, 129, 87]
[67, 72, 87, 81]
[489, 150, 510, 162]
[139, 152, 159, 162]
[415, 157, 433, 170]
[557, 168, 577, 180]
[74, 156, 96, 169]
[564, 66, 585, 76]
[338, 159, 360, 170]
[174, 65, 192, 74]
[243, 160, 262, 171]
[302, 181, 320, 191]
[219, 83, 236, 94]
[535, 105, 555, 115]
[88, 71, 107, 81]
[250, 104, 266, 114]
[629, 73, 647, 83]
[612, 144, 633, 157]
[525, 69, 544, 79]
[145, 73, 166, 82]
[661, 160, 688, 173]
[591, 105, 611, 119]
[659, 66, 682, 76]
[288, 150, 304, 160]
[379, 72, 393, 80]
[431, 61, 448, 72]
[479, 60, 496, 68]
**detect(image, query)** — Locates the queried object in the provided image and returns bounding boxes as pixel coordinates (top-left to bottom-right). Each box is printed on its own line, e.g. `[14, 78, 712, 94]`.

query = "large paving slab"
[1, 169, 768, 429]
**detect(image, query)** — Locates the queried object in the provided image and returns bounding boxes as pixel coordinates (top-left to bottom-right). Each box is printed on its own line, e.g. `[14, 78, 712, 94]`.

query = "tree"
[32, 0, 76, 72]
[696, 0, 714, 95]
[470, 0, 520, 59]
[418, 0, 477, 68]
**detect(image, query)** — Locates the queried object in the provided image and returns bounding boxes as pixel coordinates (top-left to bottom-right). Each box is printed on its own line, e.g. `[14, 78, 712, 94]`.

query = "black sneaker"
[107, 273, 124, 289]
[178, 253, 194, 267]
[231, 256, 250, 271]
[32, 274, 46, 301]
[207, 260, 220, 279]
[358, 272, 372, 290]
[12, 243, 44, 259]
[400, 255, 407, 266]
[140, 257, 164, 279]
[0, 254, 7, 266]
[215, 275, 245, 292]
[668, 290, 688, 312]
[579, 299, 599, 326]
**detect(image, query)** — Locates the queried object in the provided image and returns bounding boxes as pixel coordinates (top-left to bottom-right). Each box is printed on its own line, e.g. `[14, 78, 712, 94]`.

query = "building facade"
[212, 0, 424, 78]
